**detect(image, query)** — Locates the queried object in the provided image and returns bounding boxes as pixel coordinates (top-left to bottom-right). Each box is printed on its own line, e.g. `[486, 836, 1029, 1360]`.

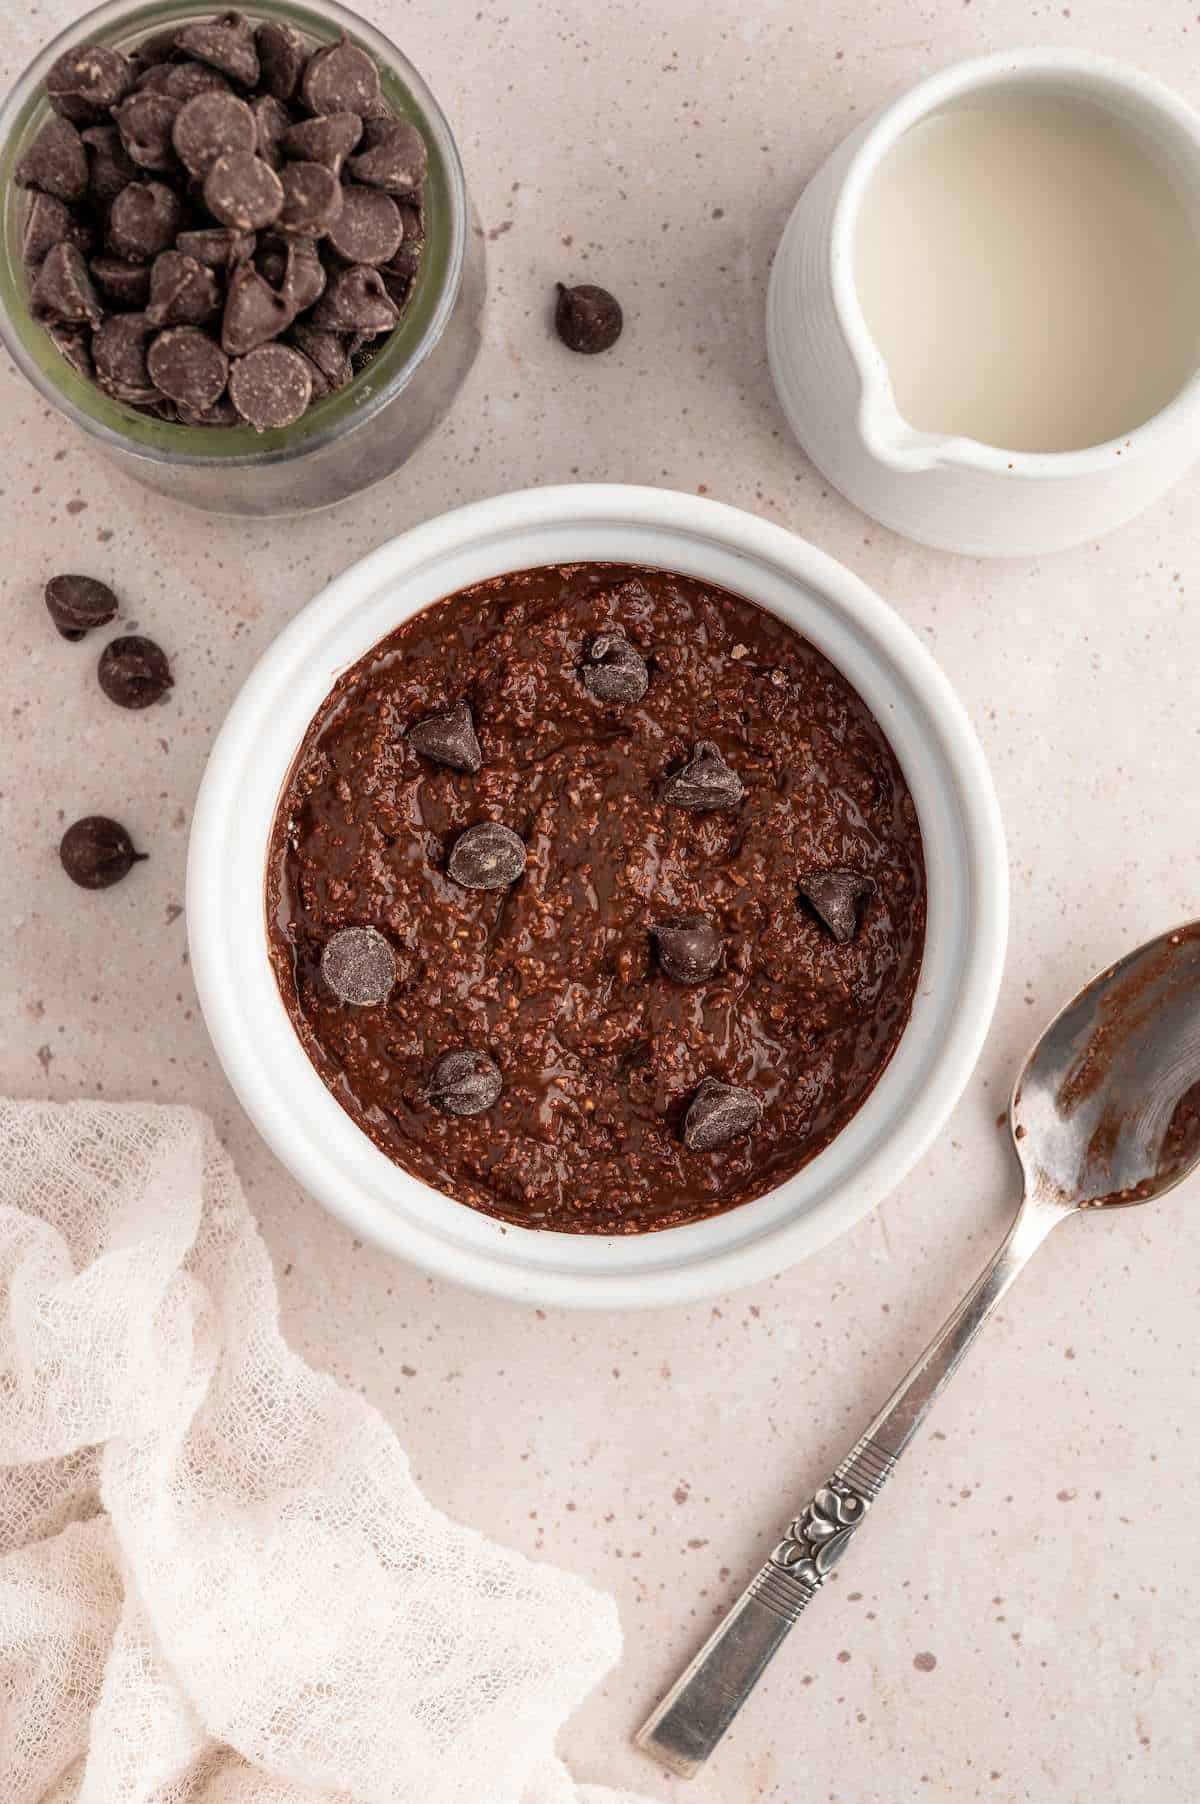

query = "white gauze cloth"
[0, 1100, 654, 1804]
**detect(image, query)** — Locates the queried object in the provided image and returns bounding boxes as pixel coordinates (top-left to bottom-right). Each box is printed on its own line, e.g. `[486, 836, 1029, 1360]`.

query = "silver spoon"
[636, 921, 1200, 1778]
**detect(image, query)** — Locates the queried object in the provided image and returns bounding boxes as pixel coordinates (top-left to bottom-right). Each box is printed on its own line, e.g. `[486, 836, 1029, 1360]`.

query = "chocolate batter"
[267, 563, 926, 1232]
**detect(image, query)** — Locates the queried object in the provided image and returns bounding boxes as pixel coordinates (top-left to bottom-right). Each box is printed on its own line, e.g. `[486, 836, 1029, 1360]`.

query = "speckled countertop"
[2, 0, 1198, 1798]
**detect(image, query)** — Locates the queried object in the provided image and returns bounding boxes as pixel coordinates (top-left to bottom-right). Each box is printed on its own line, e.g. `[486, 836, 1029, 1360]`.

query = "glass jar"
[0, 0, 484, 515]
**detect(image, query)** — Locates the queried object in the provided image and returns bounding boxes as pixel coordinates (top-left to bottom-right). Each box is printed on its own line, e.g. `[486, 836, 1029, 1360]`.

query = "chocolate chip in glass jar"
[23, 194, 80, 269]
[320, 924, 395, 1005]
[407, 700, 482, 773]
[203, 150, 283, 231]
[447, 822, 526, 890]
[98, 634, 173, 708]
[579, 632, 649, 704]
[255, 19, 306, 102]
[682, 1077, 762, 1152]
[311, 264, 398, 334]
[147, 324, 229, 409]
[277, 160, 343, 236]
[174, 13, 260, 88]
[108, 179, 182, 260]
[145, 250, 220, 326]
[798, 868, 876, 944]
[81, 123, 138, 200]
[46, 322, 94, 380]
[279, 237, 325, 311]
[30, 242, 103, 326]
[15, 116, 89, 202]
[60, 815, 146, 889]
[91, 254, 151, 307]
[425, 1049, 502, 1117]
[290, 322, 353, 389]
[281, 111, 363, 173]
[554, 281, 623, 354]
[653, 914, 723, 985]
[44, 574, 118, 641]
[46, 45, 135, 123]
[251, 94, 290, 170]
[324, 185, 402, 265]
[301, 35, 381, 117]
[661, 740, 744, 812]
[176, 225, 256, 267]
[141, 60, 233, 103]
[222, 260, 293, 354]
[228, 342, 312, 429]
[112, 92, 182, 171]
[347, 116, 427, 195]
[93, 311, 158, 403]
[171, 89, 256, 177]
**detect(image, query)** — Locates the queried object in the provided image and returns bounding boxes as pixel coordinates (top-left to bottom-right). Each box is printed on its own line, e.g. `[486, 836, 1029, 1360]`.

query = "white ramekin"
[187, 486, 1008, 1309]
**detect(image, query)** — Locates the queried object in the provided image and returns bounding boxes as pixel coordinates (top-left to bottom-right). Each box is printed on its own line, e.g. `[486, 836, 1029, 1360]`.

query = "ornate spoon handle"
[634, 1195, 1066, 1778]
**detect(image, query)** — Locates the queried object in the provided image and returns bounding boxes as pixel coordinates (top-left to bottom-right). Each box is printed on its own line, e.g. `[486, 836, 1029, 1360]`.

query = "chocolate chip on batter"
[227, 342, 312, 428]
[174, 12, 260, 88]
[325, 183, 402, 265]
[408, 700, 482, 774]
[60, 815, 146, 889]
[91, 255, 151, 306]
[146, 324, 229, 408]
[580, 632, 649, 704]
[172, 89, 256, 176]
[311, 263, 398, 334]
[176, 225, 256, 266]
[30, 242, 103, 326]
[653, 914, 723, 985]
[662, 740, 744, 812]
[255, 18, 306, 101]
[46, 45, 134, 122]
[301, 34, 381, 117]
[81, 123, 138, 199]
[290, 322, 352, 388]
[98, 634, 173, 708]
[447, 822, 526, 890]
[108, 179, 181, 259]
[554, 281, 623, 354]
[251, 94, 290, 169]
[683, 1077, 762, 1152]
[44, 574, 118, 641]
[15, 116, 89, 202]
[112, 92, 182, 170]
[798, 868, 876, 944]
[346, 116, 427, 194]
[425, 1049, 503, 1117]
[203, 149, 283, 230]
[146, 249, 220, 326]
[320, 924, 395, 1005]
[278, 159, 343, 235]
[281, 111, 362, 172]
[222, 259, 292, 353]
[93, 311, 158, 402]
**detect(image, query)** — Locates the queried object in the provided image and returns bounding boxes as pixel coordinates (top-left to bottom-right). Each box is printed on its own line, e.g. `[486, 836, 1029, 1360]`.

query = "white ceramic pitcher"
[767, 51, 1200, 557]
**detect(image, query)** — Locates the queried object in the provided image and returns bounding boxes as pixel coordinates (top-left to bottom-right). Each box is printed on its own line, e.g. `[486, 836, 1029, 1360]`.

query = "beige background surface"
[2, 0, 1198, 1798]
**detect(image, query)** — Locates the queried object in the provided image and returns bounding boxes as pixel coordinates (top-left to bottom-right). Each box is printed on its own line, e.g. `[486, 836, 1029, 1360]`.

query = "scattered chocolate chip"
[408, 700, 482, 773]
[98, 634, 173, 708]
[146, 324, 229, 408]
[30, 242, 103, 327]
[325, 183, 403, 265]
[311, 263, 398, 334]
[662, 740, 744, 812]
[279, 236, 325, 311]
[60, 815, 146, 889]
[176, 225, 255, 266]
[255, 19, 306, 101]
[47, 45, 134, 123]
[146, 249, 220, 325]
[172, 89, 256, 177]
[44, 574, 118, 641]
[92, 311, 158, 402]
[320, 924, 395, 1005]
[653, 914, 723, 985]
[347, 115, 427, 195]
[554, 281, 623, 354]
[425, 1049, 502, 1116]
[203, 149, 283, 230]
[174, 13, 260, 88]
[281, 111, 362, 172]
[447, 821, 526, 890]
[90, 254, 151, 306]
[16, 117, 90, 203]
[108, 179, 181, 260]
[251, 93, 290, 169]
[580, 632, 649, 703]
[683, 1077, 762, 1152]
[301, 35, 381, 117]
[80, 123, 138, 199]
[227, 342, 312, 428]
[797, 869, 875, 944]
[222, 259, 292, 353]
[277, 159, 343, 235]
[112, 92, 182, 170]
[290, 322, 352, 388]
